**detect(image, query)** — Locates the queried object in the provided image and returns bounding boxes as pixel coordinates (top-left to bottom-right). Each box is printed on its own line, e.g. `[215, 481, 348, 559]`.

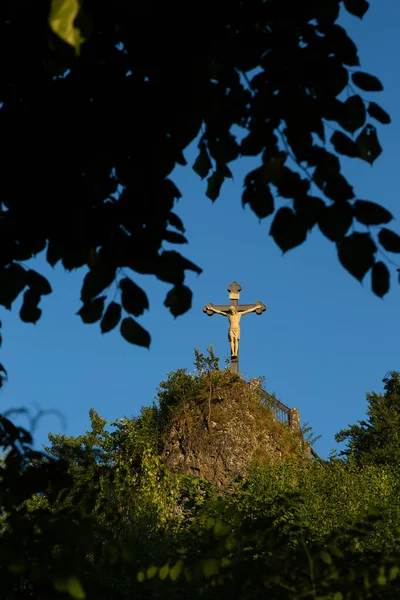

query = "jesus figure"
[205, 303, 262, 357]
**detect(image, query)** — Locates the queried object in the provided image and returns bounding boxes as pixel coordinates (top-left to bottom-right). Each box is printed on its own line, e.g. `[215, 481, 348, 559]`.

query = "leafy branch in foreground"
[0, 0, 397, 366]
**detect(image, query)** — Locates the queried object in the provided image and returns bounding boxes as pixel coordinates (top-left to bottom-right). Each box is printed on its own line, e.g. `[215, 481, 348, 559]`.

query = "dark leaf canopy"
[0, 0, 396, 352]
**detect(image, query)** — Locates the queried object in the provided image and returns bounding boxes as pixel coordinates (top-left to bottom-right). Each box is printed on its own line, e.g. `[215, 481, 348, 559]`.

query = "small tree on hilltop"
[336, 371, 400, 467]
[194, 346, 222, 430]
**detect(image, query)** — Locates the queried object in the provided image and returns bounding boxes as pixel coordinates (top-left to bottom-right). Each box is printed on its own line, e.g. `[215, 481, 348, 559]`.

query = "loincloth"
[228, 326, 240, 341]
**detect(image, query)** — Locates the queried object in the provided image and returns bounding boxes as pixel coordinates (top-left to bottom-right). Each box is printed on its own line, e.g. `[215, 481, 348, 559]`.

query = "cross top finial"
[227, 281, 242, 294]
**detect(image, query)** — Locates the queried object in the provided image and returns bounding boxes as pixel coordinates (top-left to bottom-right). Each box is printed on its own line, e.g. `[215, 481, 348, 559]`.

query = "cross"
[203, 281, 266, 375]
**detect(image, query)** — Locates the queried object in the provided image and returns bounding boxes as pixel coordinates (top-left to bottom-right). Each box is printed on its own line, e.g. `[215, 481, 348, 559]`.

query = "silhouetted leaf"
[20, 289, 42, 324]
[318, 203, 353, 242]
[0, 363, 7, 375]
[331, 131, 359, 158]
[356, 125, 382, 164]
[100, 301, 121, 333]
[214, 133, 240, 163]
[0, 264, 27, 309]
[284, 124, 313, 162]
[120, 317, 150, 348]
[354, 200, 392, 225]
[164, 285, 192, 317]
[340, 95, 366, 134]
[0, 1, 395, 345]
[316, 60, 348, 97]
[274, 168, 310, 199]
[46, 241, 62, 267]
[61, 247, 88, 270]
[120, 278, 149, 317]
[87, 248, 98, 269]
[294, 196, 325, 230]
[175, 150, 187, 166]
[324, 174, 355, 202]
[167, 212, 185, 232]
[263, 152, 287, 183]
[311, 149, 343, 197]
[11, 240, 35, 262]
[309, 146, 340, 171]
[157, 251, 202, 285]
[240, 131, 265, 156]
[352, 72, 383, 92]
[81, 263, 116, 303]
[378, 228, 400, 253]
[163, 231, 188, 244]
[26, 270, 52, 295]
[163, 178, 182, 201]
[315, 0, 340, 24]
[371, 261, 390, 297]
[327, 25, 360, 67]
[206, 171, 225, 201]
[319, 97, 345, 124]
[344, 0, 369, 18]
[77, 296, 105, 323]
[338, 233, 376, 281]
[242, 169, 274, 219]
[193, 143, 212, 179]
[368, 102, 391, 125]
[128, 250, 159, 275]
[270, 208, 308, 253]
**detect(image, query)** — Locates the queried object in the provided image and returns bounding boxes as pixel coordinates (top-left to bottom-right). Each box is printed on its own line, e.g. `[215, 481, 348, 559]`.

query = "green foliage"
[3, 365, 400, 598]
[139, 474, 400, 598]
[156, 367, 203, 430]
[0, 413, 103, 599]
[336, 371, 400, 467]
[193, 345, 220, 376]
[194, 346, 221, 429]
[301, 421, 322, 446]
[156, 347, 234, 431]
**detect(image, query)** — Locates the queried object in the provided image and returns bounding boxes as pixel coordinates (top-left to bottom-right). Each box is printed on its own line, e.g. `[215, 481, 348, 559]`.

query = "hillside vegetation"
[1, 353, 400, 598]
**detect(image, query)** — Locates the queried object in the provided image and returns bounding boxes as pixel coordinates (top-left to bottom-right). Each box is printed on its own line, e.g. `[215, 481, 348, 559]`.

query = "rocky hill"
[159, 369, 308, 487]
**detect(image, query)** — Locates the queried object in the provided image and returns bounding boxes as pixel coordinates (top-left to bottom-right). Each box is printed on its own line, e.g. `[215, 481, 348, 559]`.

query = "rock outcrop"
[162, 377, 305, 487]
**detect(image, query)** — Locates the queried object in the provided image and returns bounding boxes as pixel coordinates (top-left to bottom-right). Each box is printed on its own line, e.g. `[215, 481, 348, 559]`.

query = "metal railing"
[261, 390, 291, 426]
[248, 378, 325, 463]
[249, 379, 291, 426]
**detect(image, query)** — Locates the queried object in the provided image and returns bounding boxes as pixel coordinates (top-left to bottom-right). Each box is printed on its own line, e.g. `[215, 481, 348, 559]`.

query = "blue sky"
[1, 1, 399, 459]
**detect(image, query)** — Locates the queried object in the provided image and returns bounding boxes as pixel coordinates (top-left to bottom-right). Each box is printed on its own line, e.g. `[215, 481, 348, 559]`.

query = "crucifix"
[203, 282, 266, 375]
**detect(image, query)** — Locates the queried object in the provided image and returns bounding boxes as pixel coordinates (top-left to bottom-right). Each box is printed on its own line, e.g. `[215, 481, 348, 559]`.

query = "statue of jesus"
[205, 303, 262, 357]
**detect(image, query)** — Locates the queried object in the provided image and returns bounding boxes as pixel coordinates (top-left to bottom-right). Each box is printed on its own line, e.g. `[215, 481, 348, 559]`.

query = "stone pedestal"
[288, 408, 300, 431]
[249, 378, 261, 391]
[231, 354, 239, 375]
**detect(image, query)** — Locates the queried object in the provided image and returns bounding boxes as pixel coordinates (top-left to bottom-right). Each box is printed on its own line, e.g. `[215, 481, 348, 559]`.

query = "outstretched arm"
[239, 303, 262, 316]
[206, 305, 228, 317]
